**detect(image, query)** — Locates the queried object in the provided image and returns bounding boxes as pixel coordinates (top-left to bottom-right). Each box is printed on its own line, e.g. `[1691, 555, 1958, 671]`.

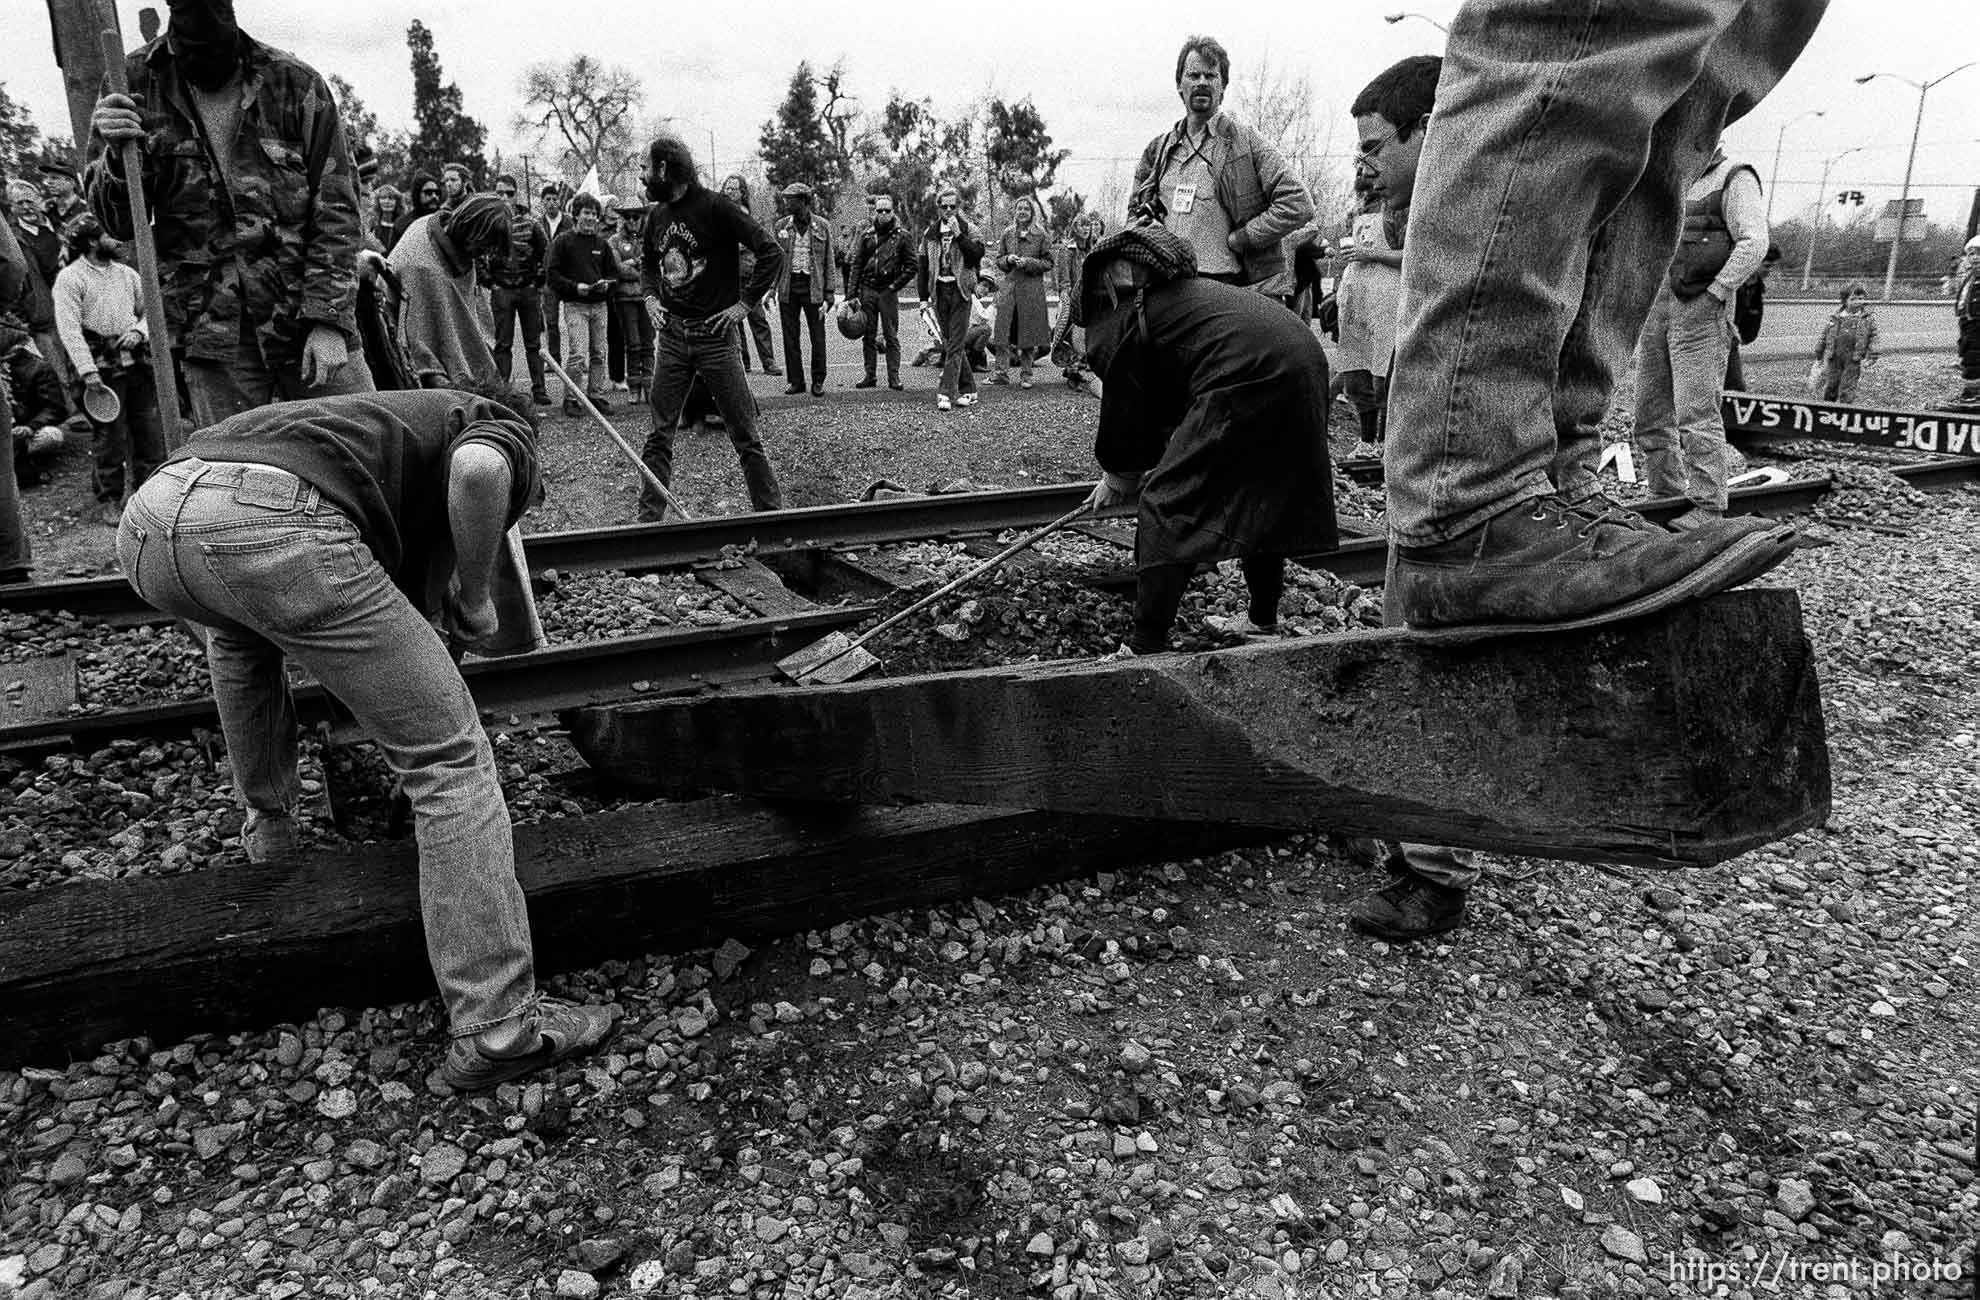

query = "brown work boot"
[1388, 493, 1795, 631]
[1347, 875, 1468, 941]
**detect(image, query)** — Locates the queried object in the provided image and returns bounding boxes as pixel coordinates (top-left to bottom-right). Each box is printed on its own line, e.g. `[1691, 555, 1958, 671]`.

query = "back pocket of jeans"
[199, 529, 362, 634]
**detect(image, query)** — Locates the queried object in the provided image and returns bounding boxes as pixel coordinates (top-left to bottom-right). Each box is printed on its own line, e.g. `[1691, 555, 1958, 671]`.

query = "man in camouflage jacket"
[87, 0, 371, 428]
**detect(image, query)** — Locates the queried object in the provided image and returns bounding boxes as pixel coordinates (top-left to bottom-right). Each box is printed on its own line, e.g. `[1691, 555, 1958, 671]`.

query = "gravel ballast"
[2, 348, 1976, 1298]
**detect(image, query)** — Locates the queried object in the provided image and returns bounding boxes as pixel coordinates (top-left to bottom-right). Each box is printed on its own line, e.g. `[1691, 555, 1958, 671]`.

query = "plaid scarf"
[1070, 223, 1197, 326]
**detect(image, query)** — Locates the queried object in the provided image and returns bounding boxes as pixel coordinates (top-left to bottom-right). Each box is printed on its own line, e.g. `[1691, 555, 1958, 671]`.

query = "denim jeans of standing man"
[117, 458, 536, 1039]
[780, 298, 827, 388]
[490, 286, 548, 399]
[640, 317, 784, 519]
[1384, 0, 1823, 546]
[860, 291, 903, 386]
[1634, 284, 1734, 512]
[562, 300, 610, 400]
[935, 281, 978, 403]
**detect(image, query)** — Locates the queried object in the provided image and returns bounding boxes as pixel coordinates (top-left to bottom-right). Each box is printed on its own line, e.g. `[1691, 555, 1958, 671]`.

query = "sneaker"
[854, 376, 878, 389]
[532, 391, 552, 408]
[441, 995, 618, 1092]
[1204, 614, 1279, 643]
[936, 395, 952, 411]
[1099, 642, 1138, 662]
[990, 373, 1011, 385]
[242, 813, 298, 863]
[1019, 377, 1034, 390]
[1387, 493, 1795, 631]
[956, 393, 978, 408]
[1665, 506, 1722, 534]
[1347, 875, 1468, 941]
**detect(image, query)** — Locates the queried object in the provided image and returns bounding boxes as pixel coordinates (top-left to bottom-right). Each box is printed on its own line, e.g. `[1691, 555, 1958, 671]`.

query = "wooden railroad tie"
[567, 589, 1831, 870]
[0, 799, 1280, 1068]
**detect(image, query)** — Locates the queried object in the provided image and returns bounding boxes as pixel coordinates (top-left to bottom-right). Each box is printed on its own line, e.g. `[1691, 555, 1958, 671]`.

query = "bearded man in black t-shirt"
[635, 134, 787, 519]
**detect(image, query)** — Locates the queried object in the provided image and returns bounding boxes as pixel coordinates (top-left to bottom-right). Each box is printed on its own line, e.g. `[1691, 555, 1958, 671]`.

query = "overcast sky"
[7, 0, 1977, 229]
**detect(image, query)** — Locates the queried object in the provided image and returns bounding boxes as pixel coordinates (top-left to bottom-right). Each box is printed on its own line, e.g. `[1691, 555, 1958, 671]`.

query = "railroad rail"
[0, 483, 1111, 625]
[3, 457, 1974, 754]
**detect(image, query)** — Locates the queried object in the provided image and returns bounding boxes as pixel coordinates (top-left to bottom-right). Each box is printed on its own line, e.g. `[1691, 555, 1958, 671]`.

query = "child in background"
[1814, 285, 1879, 404]
[966, 277, 997, 374]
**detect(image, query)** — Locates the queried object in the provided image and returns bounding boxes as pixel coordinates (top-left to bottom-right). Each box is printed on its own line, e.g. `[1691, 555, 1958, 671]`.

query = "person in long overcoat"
[992, 198, 1054, 387]
[1076, 225, 1336, 655]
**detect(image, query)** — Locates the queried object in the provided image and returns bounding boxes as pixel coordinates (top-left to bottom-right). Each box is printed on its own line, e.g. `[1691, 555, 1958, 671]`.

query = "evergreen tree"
[759, 62, 842, 198]
[406, 20, 488, 183]
[986, 97, 1069, 205]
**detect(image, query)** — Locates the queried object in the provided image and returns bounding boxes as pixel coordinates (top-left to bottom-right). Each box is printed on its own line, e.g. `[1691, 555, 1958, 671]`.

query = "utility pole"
[1766, 109, 1822, 229]
[1801, 148, 1863, 292]
[1856, 63, 1975, 300]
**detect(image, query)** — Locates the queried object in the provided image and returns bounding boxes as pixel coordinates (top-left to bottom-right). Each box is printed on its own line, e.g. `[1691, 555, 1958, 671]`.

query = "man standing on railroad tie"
[86, 0, 374, 427]
[115, 387, 616, 1090]
[637, 134, 786, 519]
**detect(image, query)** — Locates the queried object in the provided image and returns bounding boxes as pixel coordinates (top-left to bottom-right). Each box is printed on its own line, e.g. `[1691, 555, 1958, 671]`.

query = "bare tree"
[516, 56, 646, 182]
[1229, 54, 1358, 236]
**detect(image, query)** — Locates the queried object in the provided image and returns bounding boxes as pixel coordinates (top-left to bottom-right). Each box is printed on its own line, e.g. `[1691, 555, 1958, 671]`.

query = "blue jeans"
[640, 316, 784, 518]
[562, 301, 610, 398]
[116, 458, 535, 1037]
[1384, 0, 1823, 544]
[1634, 285, 1733, 511]
[935, 281, 978, 401]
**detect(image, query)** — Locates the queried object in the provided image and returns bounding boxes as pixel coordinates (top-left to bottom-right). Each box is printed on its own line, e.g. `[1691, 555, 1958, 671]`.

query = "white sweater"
[53, 257, 145, 377]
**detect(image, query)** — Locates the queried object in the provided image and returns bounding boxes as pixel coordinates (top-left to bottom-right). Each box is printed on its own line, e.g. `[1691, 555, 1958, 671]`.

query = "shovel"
[542, 354, 694, 521]
[777, 500, 1094, 685]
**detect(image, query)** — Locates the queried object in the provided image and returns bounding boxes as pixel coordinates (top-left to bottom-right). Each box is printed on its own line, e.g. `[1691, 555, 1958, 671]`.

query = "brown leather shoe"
[1388, 493, 1795, 631]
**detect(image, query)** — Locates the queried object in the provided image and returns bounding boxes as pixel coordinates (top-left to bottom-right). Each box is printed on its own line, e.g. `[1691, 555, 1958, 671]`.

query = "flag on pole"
[577, 166, 602, 198]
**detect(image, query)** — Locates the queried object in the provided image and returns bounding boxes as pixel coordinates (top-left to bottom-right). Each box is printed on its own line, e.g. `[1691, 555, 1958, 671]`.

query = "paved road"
[1746, 300, 1958, 360]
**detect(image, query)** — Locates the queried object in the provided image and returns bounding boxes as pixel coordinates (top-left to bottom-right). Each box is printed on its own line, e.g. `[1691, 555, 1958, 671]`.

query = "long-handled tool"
[99, 29, 185, 448]
[777, 500, 1094, 685]
[542, 353, 694, 521]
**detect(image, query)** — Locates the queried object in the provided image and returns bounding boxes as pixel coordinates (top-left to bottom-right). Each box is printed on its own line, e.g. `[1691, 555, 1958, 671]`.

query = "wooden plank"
[0, 799, 1279, 1067]
[0, 656, 79, 728]
[45, 0, 118, 158]
[1721, 392, 1980, 456]
[566, 589, 1830, 869]
[695, 559, 816, 617]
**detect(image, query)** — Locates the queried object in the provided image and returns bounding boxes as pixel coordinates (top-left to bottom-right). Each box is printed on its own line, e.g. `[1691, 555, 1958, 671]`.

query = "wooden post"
[567, 590, 1832, 868]
[45, 0, 115, 157]
[97, 29, 187, 447]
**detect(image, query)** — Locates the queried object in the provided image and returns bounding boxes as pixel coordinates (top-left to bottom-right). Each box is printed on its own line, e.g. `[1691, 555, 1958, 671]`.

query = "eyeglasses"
[496, 189, 516, 198]
[938, 202, 958, 210]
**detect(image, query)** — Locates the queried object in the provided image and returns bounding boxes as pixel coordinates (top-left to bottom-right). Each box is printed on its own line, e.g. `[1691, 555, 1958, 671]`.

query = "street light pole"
[1382, 12, 1450, 35]
[1856, 62, 1975, 301]
[1766, 109, 1823, 228]
[1801, 146, 1862, 292]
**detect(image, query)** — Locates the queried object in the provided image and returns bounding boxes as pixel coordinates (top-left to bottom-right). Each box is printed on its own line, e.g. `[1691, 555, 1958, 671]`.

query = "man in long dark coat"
[1077, 225, 1336, 654]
